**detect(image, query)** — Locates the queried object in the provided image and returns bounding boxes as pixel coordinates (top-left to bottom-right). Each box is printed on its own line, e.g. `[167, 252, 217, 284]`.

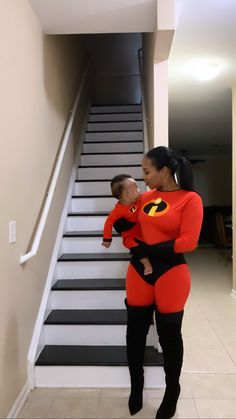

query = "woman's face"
[142, 156, 163, 189]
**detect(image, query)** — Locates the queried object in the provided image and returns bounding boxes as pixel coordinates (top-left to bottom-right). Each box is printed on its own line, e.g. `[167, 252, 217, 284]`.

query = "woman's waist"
[145, 240, 186, 263]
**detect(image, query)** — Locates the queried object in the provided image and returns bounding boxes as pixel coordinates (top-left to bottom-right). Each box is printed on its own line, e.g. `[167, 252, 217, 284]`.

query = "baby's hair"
[110, 174, 133, 199]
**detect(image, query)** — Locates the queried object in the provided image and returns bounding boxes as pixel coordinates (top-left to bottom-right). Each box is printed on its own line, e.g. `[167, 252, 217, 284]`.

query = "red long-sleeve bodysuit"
[126, 189, 203, 313]
[103, 200, 142, 249]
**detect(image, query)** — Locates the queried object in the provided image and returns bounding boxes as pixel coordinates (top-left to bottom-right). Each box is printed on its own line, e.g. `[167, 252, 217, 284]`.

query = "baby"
[102, 174, 153, 275]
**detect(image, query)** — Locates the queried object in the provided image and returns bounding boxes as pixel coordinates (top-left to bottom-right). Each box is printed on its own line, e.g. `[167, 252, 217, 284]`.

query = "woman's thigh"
[126, 263, 155, 306]
[154, 264, 191, 313]
[126, 263, 191, 311]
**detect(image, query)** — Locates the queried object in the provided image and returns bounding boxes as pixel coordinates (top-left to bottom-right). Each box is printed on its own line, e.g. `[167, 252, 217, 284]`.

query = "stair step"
[89, 113, 142, 122]
[61, 236, 124, 254]
[70, 196, 115, 212]
[56, 260, 129, 280]
[83, 141, 143, 153]
[90, 105, 142, 114]
[66, 213, 108, 231]
[78, 165, 142, 180]
[73, 179, 145, 195]
[80, 153, 142, 166]
[84, 131, 143, 142]
[87, 122, 142, 132]
[52, 278, 125, 291]
[45, 309, 128, 325]
[68, 211, 109, 216]
[63, 231, 118, 238]
[36, 345, 162, 366]
[58, 253, 130, 262]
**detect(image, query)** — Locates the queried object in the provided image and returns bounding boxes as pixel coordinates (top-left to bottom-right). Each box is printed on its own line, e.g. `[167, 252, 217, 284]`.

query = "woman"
[124, 146, 203, 419]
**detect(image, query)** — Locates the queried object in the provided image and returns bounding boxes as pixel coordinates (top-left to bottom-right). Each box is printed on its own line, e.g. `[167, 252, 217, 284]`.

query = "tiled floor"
[18, 248, 236, 418]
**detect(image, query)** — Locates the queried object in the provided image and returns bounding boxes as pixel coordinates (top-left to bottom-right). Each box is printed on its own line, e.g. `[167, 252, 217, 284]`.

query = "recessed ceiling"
[30, 0, 156, 34]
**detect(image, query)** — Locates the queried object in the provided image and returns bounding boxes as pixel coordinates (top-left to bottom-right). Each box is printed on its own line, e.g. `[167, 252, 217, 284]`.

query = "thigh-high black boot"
[125, 299, 155, 415]
[155, 310, 184, 419]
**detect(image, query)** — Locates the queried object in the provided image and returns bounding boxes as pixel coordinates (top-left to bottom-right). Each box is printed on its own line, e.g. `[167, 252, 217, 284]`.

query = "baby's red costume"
[126, 189, 203, 313]
[103, 199, 142, 249]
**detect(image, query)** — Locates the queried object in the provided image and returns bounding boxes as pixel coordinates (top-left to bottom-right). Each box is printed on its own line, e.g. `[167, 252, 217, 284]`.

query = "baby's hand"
[102, 241, 111, 248]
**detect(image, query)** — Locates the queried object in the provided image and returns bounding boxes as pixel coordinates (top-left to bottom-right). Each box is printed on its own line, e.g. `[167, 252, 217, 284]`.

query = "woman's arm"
[174, 193, 203, 253]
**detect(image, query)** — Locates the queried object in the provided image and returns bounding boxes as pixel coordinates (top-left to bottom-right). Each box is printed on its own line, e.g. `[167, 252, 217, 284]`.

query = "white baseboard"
[7, 381, 30, 419]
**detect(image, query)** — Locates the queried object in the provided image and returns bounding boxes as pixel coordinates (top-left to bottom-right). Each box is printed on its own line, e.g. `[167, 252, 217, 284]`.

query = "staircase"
[35, 104, 164, 388]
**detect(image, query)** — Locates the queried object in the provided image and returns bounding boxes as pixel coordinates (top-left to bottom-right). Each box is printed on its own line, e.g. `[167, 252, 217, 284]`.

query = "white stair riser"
[89, 113, 142, 122]
[91, 105, 142, 113]
[44, 325, 155, 346]
[85, 131, 143, 141]
[35, 365, 165, 388]
[66, 216, 107, 231]
[56, 261, 129, 279]
[78, 166, 142, 180]
[80, 153, 143, 166]
[50, 290, 126, 309]
[73, 180, 145, 195]
[61, 237, 125, 253]
[81, 153, 142, 166]
[83, 141, 143, 153]
[87, 121, 142, 132]
[70, 197, 116, 212]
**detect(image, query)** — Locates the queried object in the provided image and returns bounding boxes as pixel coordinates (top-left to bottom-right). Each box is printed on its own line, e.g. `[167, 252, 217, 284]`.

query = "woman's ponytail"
[146, 146, 195, 191]
[177, 156, 194, 191]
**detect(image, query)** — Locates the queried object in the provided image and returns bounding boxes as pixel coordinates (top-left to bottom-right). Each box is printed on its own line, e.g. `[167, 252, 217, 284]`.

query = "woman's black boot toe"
[155, 383, 181, 419]
[128, 384, 143, 415]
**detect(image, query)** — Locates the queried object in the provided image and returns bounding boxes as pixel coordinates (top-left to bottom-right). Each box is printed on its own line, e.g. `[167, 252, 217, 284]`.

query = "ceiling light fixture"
[186, 60, 221, 81]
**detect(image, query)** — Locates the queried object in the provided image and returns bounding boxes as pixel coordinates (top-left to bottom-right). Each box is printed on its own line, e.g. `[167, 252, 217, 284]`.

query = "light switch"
[9, 221, 16, 244]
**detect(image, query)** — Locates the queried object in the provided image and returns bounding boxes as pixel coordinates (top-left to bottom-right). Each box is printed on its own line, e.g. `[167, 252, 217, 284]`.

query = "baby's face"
[121, 178, 141, 204]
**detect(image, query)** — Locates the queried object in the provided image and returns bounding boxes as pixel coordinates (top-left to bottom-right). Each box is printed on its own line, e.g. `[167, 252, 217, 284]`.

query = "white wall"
[193, 155, 232, 206]
[0, 1, 88, 416]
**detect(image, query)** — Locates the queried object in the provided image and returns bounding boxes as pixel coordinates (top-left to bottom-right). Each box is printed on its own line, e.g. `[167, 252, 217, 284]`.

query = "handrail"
[20, 64, 89, 264]
[138, 48, 149, 154]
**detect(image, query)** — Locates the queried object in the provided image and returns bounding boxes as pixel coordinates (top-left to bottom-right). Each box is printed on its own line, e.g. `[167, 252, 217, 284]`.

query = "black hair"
[110, 174, 133, 199]
[146, 146, 194, 191]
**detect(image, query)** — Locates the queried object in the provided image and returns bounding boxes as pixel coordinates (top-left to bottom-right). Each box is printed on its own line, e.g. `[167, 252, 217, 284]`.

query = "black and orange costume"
[126, 188, 203, 311]
[119, 188, 203, 418]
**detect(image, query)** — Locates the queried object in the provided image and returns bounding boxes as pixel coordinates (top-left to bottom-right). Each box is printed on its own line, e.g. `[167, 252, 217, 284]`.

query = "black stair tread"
[36, 345, 163, 366]
[68, 212, 109, 217]
[45, 309, 127, 325]
[83, 140, 143, 143]
[75, 178, 143, 182]
[72, 195, 114, 198]
[86, 130, 142, 133]
[58, 253, 130, 261]
[79, 164, 141, 168]
[88, 120, 142, 124]
[89, 111, 142, 115]
[81, 152, 142, 155]
[63, 231, 119, 237]
[52, 278, 125, 291]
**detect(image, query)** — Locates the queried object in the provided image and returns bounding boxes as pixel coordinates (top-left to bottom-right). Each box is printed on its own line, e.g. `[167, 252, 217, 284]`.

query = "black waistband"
[130, 240, 186, 285]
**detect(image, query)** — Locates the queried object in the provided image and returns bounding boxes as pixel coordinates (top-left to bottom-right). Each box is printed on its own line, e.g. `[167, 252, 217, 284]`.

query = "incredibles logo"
[142, 198, 169, 217]
[129, 205, 137, 214]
